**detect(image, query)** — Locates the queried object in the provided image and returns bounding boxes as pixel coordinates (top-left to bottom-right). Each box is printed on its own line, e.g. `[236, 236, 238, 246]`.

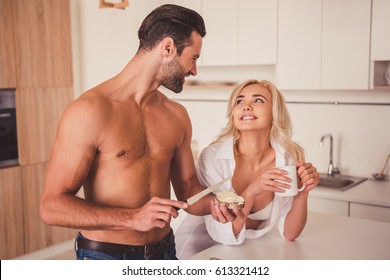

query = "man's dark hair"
[138, 4, 206, 55]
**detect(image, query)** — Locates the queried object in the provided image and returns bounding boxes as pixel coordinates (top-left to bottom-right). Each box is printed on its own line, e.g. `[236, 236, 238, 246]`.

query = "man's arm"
[169, 106, 214, 215]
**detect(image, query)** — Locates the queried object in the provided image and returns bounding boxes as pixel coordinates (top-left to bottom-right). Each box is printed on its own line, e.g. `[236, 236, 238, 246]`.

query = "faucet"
[319, 133, 340, 176]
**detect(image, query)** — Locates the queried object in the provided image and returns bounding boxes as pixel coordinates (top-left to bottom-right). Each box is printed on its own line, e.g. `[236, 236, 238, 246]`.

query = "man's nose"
[190, 64, 197, 76]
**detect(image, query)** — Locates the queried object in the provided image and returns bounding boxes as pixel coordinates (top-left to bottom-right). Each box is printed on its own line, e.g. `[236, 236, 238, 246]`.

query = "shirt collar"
[215, 136, 289, 165]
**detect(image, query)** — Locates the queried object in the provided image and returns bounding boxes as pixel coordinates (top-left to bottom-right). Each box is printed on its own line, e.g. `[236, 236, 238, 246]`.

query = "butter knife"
[186, 176, 231, 205]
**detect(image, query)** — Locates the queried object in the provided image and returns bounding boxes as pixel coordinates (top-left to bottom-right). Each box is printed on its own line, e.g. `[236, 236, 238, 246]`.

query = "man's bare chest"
[98, 114, 184, 161]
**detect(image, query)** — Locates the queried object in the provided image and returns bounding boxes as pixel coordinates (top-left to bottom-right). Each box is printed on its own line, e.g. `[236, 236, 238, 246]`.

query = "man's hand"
[131, 197, 188, 231]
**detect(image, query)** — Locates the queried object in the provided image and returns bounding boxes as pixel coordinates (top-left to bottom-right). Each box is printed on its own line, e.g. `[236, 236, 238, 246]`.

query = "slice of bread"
[215, 191, 245, 210]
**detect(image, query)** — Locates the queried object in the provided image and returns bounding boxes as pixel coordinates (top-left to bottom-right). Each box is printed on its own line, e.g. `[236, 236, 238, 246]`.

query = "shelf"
[373, 61, 390, 89]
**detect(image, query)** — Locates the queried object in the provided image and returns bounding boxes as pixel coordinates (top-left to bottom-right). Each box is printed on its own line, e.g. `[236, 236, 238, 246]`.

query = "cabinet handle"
[0, 113, 11, 118]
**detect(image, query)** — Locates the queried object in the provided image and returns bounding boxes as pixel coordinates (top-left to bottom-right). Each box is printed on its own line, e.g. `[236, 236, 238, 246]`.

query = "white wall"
[70, 0, 390, 179]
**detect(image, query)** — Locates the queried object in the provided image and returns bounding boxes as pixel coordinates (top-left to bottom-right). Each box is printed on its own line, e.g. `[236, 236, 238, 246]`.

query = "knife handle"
[173, 200, 188, 211]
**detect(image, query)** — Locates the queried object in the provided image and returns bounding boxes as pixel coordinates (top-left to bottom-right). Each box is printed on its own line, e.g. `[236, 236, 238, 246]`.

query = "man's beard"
[161, 56, 187, 93]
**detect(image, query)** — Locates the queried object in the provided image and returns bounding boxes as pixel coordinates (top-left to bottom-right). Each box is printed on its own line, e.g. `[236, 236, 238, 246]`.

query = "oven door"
[0, 108, 19, 168]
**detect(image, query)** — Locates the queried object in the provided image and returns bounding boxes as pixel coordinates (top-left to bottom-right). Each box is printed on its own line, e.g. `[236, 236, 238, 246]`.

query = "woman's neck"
[235, 131, 274, 168]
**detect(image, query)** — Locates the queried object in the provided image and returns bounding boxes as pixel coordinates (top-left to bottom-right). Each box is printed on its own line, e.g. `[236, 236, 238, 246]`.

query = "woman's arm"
[283, 161, 319, 240]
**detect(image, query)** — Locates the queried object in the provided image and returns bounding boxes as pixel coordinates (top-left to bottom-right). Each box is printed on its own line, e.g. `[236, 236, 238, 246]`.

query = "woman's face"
[232, 84, 273, 133]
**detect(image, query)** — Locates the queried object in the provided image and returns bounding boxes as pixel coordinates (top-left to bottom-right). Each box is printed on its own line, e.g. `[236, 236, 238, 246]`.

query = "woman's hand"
[295, 161, 320, 192]
[243, 167, 292, 198]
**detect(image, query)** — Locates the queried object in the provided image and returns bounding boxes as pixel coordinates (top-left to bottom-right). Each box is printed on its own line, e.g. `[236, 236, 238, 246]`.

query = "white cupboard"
[308, 196, 349, 217]
[371, 0, 390, 61]
[201, 0, 238, 65]
[238, 0, 277, 65]
[277, 0, 371, 90]
[276, 0, 322, 89]
[350, 203, 390, 223]
[370, 0, 390, 90]
[321, 0, 371, 89]
[201, 0, 277, 66]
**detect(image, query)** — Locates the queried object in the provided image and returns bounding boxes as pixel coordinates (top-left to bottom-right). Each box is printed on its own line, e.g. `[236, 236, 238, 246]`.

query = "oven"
[0, 89, 19, 168]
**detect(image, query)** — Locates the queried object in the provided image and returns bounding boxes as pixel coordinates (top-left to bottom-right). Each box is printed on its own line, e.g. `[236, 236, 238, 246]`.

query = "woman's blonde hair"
[213, 79, 305, 162]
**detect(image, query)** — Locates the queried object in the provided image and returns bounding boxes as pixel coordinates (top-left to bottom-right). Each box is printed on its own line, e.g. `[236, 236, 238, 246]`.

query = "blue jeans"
[74, 232, 178, 260]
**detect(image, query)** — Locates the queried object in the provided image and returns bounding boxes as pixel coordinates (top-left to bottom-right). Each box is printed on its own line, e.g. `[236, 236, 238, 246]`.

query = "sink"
[318, 173, 368, 191]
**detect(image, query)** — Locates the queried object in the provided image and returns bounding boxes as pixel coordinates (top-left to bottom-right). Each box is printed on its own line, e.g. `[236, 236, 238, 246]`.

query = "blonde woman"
[175, 79, 319, 259]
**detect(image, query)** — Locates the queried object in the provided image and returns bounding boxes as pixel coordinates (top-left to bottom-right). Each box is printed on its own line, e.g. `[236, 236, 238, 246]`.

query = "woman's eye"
[255, 98, 264, 103]
[236, 99, 243, 105]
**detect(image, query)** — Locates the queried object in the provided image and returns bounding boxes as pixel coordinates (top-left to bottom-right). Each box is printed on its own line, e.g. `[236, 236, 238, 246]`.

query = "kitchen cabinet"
[370, 0, 390, 90]
[321, 0, 371, 89]
[12, 0, 73, 88]
[16, 87, 73, 165]
[0, 0, 75, 259]
[350, 202, 390, 224]
[21, 163, 77, 253]
[308, 196, 349, 217]
[201, 0, 277, 66]
[238, 0, 277, 65]
[201, 0, 237, 66]
[277, 0, 371, 90]
[176, 99, 228, 151]
[277, 0, 322, 89]
[0, 0, 17, 88]
[161, 0, 201, 14]
[371, 0, 390, 61]
[0, 166, 24, 259]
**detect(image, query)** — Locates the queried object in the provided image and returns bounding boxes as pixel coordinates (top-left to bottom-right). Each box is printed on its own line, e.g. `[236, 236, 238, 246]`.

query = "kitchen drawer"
[308, 197, 349, 216]
[350, 203, 390, 223]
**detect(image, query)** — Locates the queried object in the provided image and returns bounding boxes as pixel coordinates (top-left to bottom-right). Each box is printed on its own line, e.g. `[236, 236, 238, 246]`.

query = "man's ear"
[161, 37, 176, 57]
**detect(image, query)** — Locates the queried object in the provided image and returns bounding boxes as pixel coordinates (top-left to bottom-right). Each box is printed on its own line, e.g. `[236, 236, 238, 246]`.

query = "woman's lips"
[240, 115, 257, 120]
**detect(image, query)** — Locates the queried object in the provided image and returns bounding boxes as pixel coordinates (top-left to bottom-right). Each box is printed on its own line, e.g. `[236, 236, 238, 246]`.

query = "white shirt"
[175, 137, 294, 259]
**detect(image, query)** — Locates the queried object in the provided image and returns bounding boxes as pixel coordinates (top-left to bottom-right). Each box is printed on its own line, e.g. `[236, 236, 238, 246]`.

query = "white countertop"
[310, 179, 390, 207]
[189, 212, 390, 260]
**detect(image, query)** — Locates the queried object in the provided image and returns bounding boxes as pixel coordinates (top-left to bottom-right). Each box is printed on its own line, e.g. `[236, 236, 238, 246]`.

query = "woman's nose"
[243, 104, 252, 111]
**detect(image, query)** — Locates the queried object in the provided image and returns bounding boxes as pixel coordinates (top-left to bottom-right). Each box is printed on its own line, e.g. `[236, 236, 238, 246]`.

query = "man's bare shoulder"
[59, 89, 113, 135]
[159, 93, 190, 119]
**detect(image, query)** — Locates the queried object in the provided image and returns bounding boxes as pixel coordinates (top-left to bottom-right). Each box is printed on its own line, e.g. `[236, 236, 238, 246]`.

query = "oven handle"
[0, 113, 11, 118]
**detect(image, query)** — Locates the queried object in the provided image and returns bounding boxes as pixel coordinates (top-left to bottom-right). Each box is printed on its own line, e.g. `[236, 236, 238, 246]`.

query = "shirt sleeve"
[204, 214, 246, 245]
[196, 145, 246, 245]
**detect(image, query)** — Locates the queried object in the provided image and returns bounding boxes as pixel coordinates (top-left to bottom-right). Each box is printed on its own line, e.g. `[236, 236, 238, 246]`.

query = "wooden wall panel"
[21, 163, 77, 253]
[0, 166, 24, 259]
[0, 0, 17, 87]
[13, 0, 73, 87]
[16, 87, 73, 165]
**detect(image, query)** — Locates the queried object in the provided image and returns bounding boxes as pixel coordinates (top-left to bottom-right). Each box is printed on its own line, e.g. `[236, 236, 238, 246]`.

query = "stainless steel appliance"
[0, 89, 19, 168]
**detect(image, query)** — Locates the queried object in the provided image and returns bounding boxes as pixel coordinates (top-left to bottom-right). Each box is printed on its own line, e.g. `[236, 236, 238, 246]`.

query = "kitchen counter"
[189, 212, 390, 260]
[311, 179, 390, 207]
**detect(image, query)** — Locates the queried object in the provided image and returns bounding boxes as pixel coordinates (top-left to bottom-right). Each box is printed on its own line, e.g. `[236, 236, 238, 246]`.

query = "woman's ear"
[161, 37, 176, 57]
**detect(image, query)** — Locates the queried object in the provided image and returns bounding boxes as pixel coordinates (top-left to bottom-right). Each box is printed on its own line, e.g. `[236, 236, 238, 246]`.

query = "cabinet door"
[308, 196, 349, 217]
[201, 0, 238, 66]
[321, 0, 371, 89]
[13, 0, 73, 87]
[371, 0, 390, 60]
[238, 0, 277, 65]
[21, 163, 77, 253]
[162, 0, 202, 14]
[0, 0, 17, 87]
[350, 203, 390, 223]
[16, 87, 73, 165]
[0, 166, 24, 259]
[277, 0, 322, 89]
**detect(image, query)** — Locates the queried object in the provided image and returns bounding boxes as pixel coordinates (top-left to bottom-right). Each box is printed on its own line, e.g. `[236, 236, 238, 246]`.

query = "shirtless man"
[40, 4, 212, 260]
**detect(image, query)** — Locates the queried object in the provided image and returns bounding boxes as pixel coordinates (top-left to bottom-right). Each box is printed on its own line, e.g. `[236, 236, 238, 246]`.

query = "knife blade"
[186, 176, 231, 205]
